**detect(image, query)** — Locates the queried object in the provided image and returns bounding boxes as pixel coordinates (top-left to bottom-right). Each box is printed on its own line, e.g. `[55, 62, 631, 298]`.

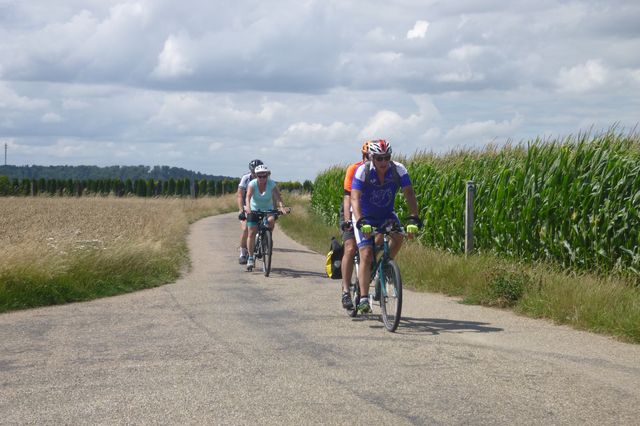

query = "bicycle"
[347, 221, 406, 332]
[248, 209, 288, 277]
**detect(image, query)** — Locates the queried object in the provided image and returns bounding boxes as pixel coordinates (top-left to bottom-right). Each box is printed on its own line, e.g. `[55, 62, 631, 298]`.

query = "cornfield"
[311, 128, 640, 277]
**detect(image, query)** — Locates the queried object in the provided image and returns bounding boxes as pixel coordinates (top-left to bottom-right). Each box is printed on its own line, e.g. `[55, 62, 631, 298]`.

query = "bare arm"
[342, 194, 351, 222]
[402, 185, 420, 217]
[236, 187, 245, 211]
[350, 188, 363, 223]
[245, 185, 254, 213]
[272, 186, 287, 212]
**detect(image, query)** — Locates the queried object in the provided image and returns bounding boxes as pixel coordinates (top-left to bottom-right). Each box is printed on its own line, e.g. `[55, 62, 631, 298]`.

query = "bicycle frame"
[349, 220, 405, 331]
[371, 222, 401, 297]
[352, 223, 400, 292]
[250, 209, 282, 277]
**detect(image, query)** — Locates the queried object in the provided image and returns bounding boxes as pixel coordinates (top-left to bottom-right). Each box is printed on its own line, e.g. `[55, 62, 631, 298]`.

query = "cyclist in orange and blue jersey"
[350, 140, 422, 313]
[338, 140, 371, 311]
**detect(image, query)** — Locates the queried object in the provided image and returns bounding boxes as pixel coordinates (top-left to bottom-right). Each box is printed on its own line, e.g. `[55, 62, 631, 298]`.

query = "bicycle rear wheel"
[379, 259, 402, 332]
[262, 229, 273, 277]
[348, 255, 359, 317]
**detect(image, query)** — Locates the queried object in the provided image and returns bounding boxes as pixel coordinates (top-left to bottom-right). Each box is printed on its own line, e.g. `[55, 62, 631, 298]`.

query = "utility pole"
[4, 143, 6, 166]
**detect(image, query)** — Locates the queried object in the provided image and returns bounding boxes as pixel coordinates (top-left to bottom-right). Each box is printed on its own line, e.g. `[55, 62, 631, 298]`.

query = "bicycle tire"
[379, 259, 402, 332]
[348, 256, 359, 317]
[262, 229, 273, 277]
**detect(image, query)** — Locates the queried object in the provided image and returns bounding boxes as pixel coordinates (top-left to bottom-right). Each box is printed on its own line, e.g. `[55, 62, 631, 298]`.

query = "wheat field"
[0, 195, 236, 311]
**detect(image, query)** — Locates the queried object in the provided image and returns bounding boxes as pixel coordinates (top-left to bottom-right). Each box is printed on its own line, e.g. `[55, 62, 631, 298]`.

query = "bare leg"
[388, 233, 404, 259]
[341, 238, 357, 293]
[239, 221, 248, 254]
[358, 245, 374, 297]
[247, 226, 257, 256]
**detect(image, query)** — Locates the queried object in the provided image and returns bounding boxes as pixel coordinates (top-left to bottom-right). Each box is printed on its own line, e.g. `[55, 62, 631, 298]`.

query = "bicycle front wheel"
[262, 229, 273, 277]
[379, 259, 402, 332]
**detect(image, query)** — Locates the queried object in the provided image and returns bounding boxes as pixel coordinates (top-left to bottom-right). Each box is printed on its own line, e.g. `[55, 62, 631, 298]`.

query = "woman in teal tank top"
[243, 164, 289, 270]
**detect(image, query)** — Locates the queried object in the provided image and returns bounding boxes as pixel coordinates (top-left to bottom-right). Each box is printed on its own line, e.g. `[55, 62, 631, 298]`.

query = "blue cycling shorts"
[353, 213, 401, 248]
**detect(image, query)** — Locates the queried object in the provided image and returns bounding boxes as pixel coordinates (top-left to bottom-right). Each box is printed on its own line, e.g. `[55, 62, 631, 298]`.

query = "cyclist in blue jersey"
[244, 164, 289, 270]
[350, 140, 422, 314]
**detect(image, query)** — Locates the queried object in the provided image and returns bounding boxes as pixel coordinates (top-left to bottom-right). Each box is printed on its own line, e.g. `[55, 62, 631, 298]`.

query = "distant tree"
[65, 179, 73, 196]
[124, 178, 133, 195]
[87, 179, 96, 194]
[135, 179, 146, 197]
[207, 180, 216, 196]
[0, 176, 10, 196]
[168, 178, 176, 195]
[183, 178, 192, 196]
[38, 178, 46, 195]
[303, 179, 313, 193]
[176, 179, 184, 196]
[199, 179, 207, 196]
[48, 178, 55, 195]
[147, 178, 155, 197]
[20, 178, 31, 196]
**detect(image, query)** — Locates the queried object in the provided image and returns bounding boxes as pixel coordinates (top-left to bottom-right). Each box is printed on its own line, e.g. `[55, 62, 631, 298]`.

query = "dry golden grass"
[0, 195, 236, 249]
[0, 195, 237, 304]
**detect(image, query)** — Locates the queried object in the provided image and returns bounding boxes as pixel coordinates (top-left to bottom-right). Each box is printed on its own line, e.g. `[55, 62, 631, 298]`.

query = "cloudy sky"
[1, 1, 639, 181]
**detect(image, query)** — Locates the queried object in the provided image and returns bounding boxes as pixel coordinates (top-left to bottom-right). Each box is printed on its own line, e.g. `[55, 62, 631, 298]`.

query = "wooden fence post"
[465, 180, 475, 256]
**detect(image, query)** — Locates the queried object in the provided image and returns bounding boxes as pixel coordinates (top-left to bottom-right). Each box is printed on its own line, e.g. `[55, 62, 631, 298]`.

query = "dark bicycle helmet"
[249, 159, 263, 172]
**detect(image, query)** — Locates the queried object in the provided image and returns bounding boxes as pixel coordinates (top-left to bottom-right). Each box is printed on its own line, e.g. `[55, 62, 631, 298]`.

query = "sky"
[1, 0, 639, 182]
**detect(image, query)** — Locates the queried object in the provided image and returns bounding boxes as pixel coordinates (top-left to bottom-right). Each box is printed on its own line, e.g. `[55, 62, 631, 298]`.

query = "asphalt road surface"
[1, 212, 639, 425]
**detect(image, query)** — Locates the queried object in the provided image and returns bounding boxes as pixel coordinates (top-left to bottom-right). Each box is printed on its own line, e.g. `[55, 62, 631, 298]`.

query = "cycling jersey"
[248, 178, 276, 211]
[351, 161, 411, 220]
[343, 160, 365, 194]
[238, 173, 252, 206]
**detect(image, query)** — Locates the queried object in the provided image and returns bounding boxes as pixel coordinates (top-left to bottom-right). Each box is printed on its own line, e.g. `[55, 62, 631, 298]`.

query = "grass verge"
[279, 195, 640, 344]
[0, 195, 237, 313]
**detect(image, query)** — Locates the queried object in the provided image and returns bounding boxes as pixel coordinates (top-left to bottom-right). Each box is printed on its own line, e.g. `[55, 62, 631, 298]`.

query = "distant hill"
[0, 165, 232, 181]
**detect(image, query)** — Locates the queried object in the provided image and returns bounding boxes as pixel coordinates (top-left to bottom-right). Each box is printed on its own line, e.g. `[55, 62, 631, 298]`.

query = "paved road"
[1, 213, 639, 425]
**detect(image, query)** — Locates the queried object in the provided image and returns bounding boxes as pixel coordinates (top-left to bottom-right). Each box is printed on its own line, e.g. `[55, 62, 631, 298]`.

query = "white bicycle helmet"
[254, 164, 271, 175]
[367, 139, 392, 156]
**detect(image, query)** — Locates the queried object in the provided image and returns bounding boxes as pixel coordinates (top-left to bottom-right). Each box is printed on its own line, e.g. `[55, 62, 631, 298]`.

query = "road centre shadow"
[349, 314, 503, 334]
[398, 317, 503, 335]
[272, 247, 316, 255]
[270, 267, 327, 279]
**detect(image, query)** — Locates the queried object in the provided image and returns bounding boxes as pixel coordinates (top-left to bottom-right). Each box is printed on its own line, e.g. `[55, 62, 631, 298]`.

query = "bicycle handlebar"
[248, 208, 291, 218]
[361, 219, 416, 237]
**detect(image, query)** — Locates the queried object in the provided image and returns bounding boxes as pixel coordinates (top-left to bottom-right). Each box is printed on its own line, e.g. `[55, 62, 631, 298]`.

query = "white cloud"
[274, 121, 356, 149]
[443, 115, 524, 147]
[407, 20, 429, 39]
[152, 34, 194, 79]
[359, 109, 423, 141]
[448, 45, 485, 61]
[62, 98, 90, 110]
[0, 1, 638, 181]
[208, 142, 223, 152]
[41, 112, 62, 123]
[373, 52, 403, 63]
[0, 83, 49, 110]
[556, 60, 608, 93]
[435, 69, 484, 83]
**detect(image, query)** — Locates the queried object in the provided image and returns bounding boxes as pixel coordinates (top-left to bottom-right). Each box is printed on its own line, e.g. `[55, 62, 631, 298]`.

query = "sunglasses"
[373, 154, 391, 162]
[257, 174, 268, 178]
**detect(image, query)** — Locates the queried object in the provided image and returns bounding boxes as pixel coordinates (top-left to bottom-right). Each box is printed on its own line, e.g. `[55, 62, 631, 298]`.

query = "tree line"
[0, 176, 238, 197]
[0, 164, 228, 181]
[0, 176, 314, 197]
